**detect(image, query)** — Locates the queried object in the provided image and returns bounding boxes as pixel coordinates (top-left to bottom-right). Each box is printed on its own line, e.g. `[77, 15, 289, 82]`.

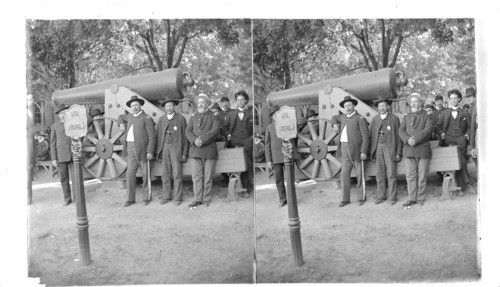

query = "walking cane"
[361, 160, 366, 201]
[147, 160, 152, 201]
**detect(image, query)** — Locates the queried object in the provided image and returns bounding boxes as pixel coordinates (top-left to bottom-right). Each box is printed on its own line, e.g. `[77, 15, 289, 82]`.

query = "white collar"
[347, 111, 355, 118]
[133, 110, 143, 117]
[238, 108, 246, 112]
[380, 113, 388, 119]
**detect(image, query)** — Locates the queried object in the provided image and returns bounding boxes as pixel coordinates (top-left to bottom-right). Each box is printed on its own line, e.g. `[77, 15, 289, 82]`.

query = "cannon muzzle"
[53, 69, 195, 105]
[267, 68, 407, 107]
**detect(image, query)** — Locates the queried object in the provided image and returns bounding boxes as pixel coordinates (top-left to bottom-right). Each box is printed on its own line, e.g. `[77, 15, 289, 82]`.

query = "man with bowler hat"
[265, 105, 298, 207]
[118, 95, 156, 207]
[156, 96, 189, 205]
[186, 94, 221, 208]
[399, 93, 433, 207]
[50, 104, 74, 205]
[331, 96, 370, 207]
[370, 99, 403, 205]
[222, 90, 254, 197]
[436, 89, 474, 195]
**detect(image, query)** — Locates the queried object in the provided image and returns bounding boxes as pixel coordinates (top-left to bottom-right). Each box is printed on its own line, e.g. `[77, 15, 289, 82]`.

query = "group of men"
[265, 87, 478, 208]
[49, 91, 254, 208]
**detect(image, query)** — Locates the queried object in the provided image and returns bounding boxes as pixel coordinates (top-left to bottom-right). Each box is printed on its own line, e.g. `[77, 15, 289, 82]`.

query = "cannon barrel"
[53, 69, 194, 105]
[267, 68, 407, 107]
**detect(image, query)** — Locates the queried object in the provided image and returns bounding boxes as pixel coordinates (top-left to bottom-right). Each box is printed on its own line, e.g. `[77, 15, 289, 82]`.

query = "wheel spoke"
[104, 118, 113, 139]
[86, 135, 98, 145]
[299, 155, 314, 169]
[94, 120, 104, 139]
[97, 159, 105, 177]
[324, 130, 338, 144]
[113, 145, 124, 151]
[297, 133, 312, 145]
[326, 153, 342, 167]
[327, 145, 338, 152]
[83, 146, 96, 152]
[297, 147, 310, 153]
[312, 159, 320, 178]
[84, 155, 99, 169]
[112, 153, 127, 167]
[318, 119, 326, 140]
[321, 159, 332, 178]
[308, 121, 319, 140]
[110, 130, 125, 144]
[106, 158, 117, 178]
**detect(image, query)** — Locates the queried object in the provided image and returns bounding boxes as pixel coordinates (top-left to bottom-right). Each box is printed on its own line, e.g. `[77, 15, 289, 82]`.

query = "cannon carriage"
[266, 68, 463, 197]
[52, 69, 248, 199]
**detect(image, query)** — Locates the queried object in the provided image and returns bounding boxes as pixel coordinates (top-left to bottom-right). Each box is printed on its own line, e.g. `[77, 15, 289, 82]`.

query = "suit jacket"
[399, 108, 433, 159]
[219, 108, 233, 124]
[436, 107, 470, 138]
[119, 111, 156, 161]
[331, 111, 370, 162]
[369, 113, 403, 161]
[50, 121, 72, 163]
[155, 113, 189, 161]
[265, 123, 298, 164]
[469, 104, 478, 148]
[222, 108, 253, 139]
[186, 109, 220, 159]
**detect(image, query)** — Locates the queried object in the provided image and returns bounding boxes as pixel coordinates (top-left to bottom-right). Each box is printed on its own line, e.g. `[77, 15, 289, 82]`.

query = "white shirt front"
[340, 112, 355, 142]
[238, 108, 245, 120]
[380, 113, 388, 120]
[451, 107, 458, 119]
[126, 111, 143, 142]
[167, 113, 174, 120]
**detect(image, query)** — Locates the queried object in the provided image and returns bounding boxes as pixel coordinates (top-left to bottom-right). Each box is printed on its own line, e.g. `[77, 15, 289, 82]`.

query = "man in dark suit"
[219, 96, 233, 123]
[331, 96, 370, 207]
[156, 97, 189, 206]
[265, 105, 298, 207]
[370, 99, 403, 205]
[118, 95, 156, 207]
[186, 94, 221, 208]
[466, 87, 478, 170]
[399, 93, 434, 207]
[436, 89, 474, 195]
[222, 90, 254, 197]
[50, 104, 74, 206]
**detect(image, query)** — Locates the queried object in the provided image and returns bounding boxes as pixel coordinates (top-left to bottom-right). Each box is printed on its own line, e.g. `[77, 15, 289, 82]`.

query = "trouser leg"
[126, 143, 140, 202]
[375, 144, 387, 200]
[416, 158, 430, 202]
[340, 145, 354, 203]
[352, 160, 363, 202]
[59, 162, 72, 202]
[202, 159, 216, 202]
[191, 158, 204, 202]
[273, 163, 286, 203]
[405, 157, 418, 202]
[161, 145, 173, 201]
[139, 160, 149, 202]
[170, 148, 183, 202]
[384, 147, 397, 201]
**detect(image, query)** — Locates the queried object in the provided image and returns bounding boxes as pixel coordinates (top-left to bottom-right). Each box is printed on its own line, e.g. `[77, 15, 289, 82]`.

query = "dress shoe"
[63, 200, 72, 206]
[388, 200, 397, 206]
[357, 201, 365, 206]
[123, 201, 135, 207]
[338, 202, 350, 207]
[160, 198, 171, 205]
[375, 198, 385, 205]
[203, 201, 210, 207]
[278, 201, 287, 208]
[143, 201, 150, 206]
[175, 201, 182, 206]
[188, 201, 202, 208]
[402, 200, 416, 207]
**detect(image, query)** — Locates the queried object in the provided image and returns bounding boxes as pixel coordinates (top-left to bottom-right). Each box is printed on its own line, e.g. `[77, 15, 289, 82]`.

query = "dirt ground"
[255, 161, 480, 283]
[28, 171, 254, 285]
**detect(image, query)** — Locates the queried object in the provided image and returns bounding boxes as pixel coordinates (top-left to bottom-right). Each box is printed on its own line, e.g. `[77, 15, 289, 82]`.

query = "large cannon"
[53, 69, 248, 199]
[266, 68, 462, 197]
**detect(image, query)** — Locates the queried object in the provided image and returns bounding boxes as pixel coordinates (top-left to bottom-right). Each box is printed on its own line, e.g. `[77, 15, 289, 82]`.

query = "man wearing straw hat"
[370, 99, 403, 205]
[118, 95, 156, 207]
[186, 94, 221, 208]
[399, 93, 433, 207]
[331, 96, 370, 207]
[156, 96, 189, 206]
[50, 104, 74, 206]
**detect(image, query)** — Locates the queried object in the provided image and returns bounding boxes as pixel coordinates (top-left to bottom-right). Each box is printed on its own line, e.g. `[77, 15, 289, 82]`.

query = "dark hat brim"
[374, 99, 392, 107]
[339, 98, 358, 108]
[126, 98, 145, 108]
[161, 99, 179, 107]
[90, 110, 104, 117]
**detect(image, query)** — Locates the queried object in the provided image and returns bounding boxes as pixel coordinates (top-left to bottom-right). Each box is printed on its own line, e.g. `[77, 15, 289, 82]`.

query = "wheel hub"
[309, 140, 328, 160]
[95, 139, 114, 159]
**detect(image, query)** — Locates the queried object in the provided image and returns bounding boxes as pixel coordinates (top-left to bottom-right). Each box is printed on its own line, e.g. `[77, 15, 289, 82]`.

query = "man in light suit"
[50, 104, 74, 206]
[331, 96, 370, 207]
[118, 95, 156, 207]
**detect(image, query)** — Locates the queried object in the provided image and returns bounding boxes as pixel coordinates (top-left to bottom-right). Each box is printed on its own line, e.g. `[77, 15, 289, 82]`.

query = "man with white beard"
[399, 93, 433, 207]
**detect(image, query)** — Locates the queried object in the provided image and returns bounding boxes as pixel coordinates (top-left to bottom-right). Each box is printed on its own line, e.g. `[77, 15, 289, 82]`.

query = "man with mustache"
[399, 93, 433, 207]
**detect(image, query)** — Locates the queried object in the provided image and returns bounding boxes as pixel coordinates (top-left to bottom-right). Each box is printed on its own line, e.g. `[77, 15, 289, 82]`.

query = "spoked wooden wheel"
[83, 117, 127, 180]
[296, 118, 342, 180]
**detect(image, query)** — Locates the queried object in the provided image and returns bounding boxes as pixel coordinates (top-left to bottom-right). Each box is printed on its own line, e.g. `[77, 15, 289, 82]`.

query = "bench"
[35, 160, 58, 178]
[255, 162, 274, 179]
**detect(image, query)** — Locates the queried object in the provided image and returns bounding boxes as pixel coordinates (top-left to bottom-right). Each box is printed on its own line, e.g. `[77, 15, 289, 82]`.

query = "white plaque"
[63, 104, 88, 139]
[274, 106, 297, 140]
